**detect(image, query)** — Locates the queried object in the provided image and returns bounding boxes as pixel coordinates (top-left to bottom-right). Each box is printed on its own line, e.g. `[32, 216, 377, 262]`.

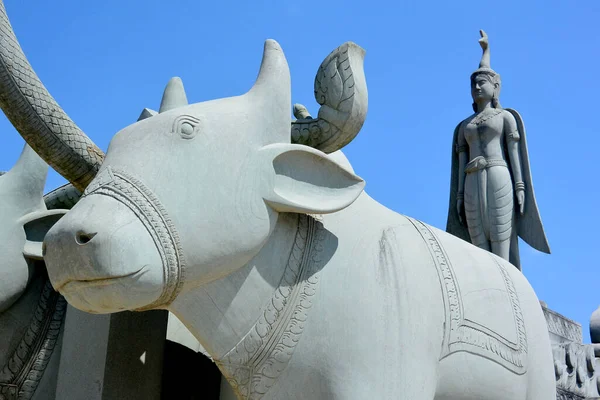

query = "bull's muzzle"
[44, 167, 186, 313]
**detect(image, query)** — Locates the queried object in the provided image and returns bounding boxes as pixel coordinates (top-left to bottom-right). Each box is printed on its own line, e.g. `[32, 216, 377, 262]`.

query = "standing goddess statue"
[446, 30, 550, 270]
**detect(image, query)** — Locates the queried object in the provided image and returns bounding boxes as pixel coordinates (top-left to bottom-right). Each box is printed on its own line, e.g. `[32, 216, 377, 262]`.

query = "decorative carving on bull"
[290, 42, 367, 152]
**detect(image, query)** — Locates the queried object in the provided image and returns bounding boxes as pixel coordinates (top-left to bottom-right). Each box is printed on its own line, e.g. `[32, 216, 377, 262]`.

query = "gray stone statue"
[446, 30, 550, 270]
[24, 36, 556, 399]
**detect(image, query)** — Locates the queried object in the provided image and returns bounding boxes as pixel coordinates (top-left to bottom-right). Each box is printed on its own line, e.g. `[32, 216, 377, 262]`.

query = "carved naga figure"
[446, 30, 550, 270]
[0, 145, 68, 400]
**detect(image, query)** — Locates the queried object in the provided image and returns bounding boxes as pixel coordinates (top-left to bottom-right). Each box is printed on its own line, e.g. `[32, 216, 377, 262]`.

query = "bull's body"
[176, 185, 555, 400]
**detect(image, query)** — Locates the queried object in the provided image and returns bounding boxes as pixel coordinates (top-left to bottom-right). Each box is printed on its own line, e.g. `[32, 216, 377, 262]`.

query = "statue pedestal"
[55, 306, 168, 400]
[541, 302, 600, 399]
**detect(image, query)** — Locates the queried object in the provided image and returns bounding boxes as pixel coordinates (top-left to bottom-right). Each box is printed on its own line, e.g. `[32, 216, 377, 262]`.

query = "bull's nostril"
[76, 231, 97, 245]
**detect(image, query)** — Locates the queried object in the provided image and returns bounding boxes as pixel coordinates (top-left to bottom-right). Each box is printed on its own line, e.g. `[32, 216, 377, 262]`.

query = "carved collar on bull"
[213, 213, 325, 399]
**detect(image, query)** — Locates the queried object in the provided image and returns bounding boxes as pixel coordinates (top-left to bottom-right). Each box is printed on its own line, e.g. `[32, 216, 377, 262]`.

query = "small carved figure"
[446, 30, 550, 270]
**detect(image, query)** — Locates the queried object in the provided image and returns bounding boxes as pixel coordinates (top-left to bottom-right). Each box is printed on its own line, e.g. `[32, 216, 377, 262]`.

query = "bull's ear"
[18, 209, 68, 260]
[259, 144, 365, 214]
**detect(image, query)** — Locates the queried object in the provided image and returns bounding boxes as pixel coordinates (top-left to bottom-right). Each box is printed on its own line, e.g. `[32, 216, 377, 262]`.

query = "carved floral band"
[82, 167, 185, 309]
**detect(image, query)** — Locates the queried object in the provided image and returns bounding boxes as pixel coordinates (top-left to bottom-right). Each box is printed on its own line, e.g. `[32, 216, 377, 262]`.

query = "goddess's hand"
[478, 30, 489, 50]
[457, 198, 464, 224]
[516, 190, 525, 214]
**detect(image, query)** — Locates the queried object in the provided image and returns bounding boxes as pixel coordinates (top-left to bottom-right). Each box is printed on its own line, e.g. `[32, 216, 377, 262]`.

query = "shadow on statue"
[161, 341, 222, 400]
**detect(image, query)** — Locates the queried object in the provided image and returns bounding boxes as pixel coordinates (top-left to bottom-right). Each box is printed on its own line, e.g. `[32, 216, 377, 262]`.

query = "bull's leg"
[392, 370, 437, 400]
[402, 381, 437, 400]
[524, 326, 557, 400]
[391, 345, 439, 400]
[526, 382, 557, 400]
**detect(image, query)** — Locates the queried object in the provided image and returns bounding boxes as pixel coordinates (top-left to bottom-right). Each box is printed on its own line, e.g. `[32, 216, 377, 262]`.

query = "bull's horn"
[44, 183, 81, 210]
[159, 77, 188, 113]
[0, 1, 104, 192]
[0, 144, 80, 212]
[291, 42, 368, 154]
[247, 39, 291, 143]
[2, 144, 48, 204]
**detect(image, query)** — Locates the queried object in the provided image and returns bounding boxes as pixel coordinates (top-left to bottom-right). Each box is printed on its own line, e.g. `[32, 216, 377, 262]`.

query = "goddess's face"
[471, 74, 496, 102]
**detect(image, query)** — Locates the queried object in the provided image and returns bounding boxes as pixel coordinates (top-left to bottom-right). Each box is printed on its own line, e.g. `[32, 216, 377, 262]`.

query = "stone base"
[557, 388, 585, 400]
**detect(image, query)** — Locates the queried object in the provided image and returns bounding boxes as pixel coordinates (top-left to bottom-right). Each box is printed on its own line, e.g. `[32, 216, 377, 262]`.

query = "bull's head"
[0, 145, 67, 312]
[43, 40, 366, 314]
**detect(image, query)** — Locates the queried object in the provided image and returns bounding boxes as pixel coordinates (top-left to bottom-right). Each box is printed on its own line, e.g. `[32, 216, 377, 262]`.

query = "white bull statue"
[36, 39, 556, 399]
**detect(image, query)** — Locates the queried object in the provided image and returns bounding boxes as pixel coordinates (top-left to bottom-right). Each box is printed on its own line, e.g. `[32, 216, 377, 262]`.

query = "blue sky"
[1, 1, 598, 341]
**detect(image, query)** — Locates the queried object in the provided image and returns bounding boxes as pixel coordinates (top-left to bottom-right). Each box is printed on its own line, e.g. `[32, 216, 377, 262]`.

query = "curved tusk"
[291, 42, 368, 154]
[0, 1, 104, 192]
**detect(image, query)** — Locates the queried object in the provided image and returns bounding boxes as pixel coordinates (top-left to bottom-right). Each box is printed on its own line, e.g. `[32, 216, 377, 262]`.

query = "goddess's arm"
[504, 112, 525, 191]
[456, 124, 468, 198]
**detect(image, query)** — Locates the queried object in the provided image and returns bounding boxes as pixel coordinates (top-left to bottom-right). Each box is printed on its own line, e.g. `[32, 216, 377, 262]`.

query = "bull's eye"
[172, 115, 202, 140]
[180, 122, 194, 137]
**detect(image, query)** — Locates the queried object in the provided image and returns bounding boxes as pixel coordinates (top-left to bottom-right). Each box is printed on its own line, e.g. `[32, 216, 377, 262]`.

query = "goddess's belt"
[465, 156, 507, 174]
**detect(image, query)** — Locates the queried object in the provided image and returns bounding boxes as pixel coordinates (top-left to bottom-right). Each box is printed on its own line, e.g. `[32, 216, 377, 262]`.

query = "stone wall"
[543, 302, 583, 344]
[542, 302, 600, 399]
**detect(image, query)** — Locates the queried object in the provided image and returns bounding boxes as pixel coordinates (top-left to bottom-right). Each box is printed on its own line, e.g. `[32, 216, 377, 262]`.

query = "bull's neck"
[169, 212, 326, 391]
